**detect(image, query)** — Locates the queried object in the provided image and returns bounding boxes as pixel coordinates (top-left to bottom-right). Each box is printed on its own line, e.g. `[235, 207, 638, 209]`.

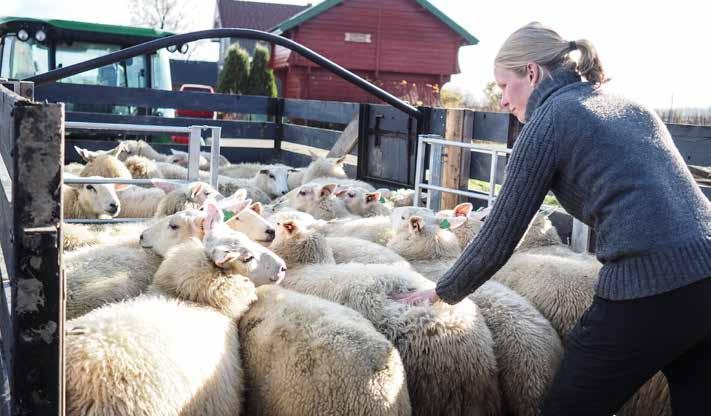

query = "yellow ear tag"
[222, 210, 234, 221]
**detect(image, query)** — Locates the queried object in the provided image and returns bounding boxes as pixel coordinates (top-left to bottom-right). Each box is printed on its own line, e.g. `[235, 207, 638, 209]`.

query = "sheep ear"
[320, 184, 337, 197]
[211, 247, 240, 268]
[228, 188, 247, 201]
[335, 155, 346, 165]
[335, 188, 348, 198]
[107, 143, 124, 158]
[308, 150, 320, 161]
[249, 202, 262, 215]
[409, 216, 424, 233]
[75, 146, 96, 163]
[204, 203, 224, 233]
[365, 192, 381, 204]
[221, 199, 252, 222]
[282, 220, 299, 235]
[442, 216, 467, 230]
[114, 183, 129, 191]
[151, 179, 179, 193]
[190, 183, 204, 200]
[170, 148, 187, 156]
[453, 203, 473, 217]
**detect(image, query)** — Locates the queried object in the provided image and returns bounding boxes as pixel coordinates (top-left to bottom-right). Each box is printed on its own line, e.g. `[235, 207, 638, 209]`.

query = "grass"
[468, 179, 560, 207]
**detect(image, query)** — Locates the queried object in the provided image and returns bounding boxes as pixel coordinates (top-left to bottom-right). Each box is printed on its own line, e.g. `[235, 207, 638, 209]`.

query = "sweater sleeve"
[436, 113, 558, 304]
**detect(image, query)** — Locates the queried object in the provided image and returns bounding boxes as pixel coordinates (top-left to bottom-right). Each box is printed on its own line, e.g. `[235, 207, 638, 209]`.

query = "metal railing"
[414, 134, 512, 210]
[63, 122, 222, 223]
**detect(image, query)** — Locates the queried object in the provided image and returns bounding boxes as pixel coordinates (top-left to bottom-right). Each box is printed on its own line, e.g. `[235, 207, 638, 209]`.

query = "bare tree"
[128, 0, 193, 32]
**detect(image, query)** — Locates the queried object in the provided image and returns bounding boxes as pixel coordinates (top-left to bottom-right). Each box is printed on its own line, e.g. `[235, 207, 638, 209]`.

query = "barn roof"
[270, 0, 479, 45]
[215, 0, 309, 31]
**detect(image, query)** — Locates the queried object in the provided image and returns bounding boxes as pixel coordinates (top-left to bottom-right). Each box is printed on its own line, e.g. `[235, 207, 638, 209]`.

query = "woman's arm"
[436, 115, 558, 304]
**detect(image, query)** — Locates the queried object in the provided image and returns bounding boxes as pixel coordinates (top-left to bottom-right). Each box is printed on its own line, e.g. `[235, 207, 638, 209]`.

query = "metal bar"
[65, 121, 192, 133]
[420, 137, 512, 154]
[413, 135, 426, 208]
[428, 143, 443, 211]
[64, 178, 187, 186]
[488, 151, 499, 207]
[187, 126, 202, 182]
[418, 183, 493, 201]
[24, 29, 421, 119]
[210, 127, 221, 189]
[64, 218, 149, 224]
[571, 219, 591, 253]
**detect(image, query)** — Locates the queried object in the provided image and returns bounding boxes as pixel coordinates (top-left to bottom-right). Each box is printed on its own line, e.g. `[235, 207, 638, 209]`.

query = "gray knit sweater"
[436, 68, 711, 303]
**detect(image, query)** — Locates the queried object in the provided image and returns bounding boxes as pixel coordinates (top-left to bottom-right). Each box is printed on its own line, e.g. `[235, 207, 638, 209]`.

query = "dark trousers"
[541, 277, 711, 415]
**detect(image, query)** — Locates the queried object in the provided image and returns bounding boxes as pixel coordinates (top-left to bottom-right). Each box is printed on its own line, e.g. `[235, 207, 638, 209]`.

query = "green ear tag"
[222, 210, 234, 221]
[379, 196, 386, 203]
[439, 219, 451, 230]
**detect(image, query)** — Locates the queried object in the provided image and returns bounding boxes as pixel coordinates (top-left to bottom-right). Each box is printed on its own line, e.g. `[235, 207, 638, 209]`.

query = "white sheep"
[240, 284, 411, 415]
[470, 280, 564, 416]
[64, 162, 85, 176]
[66, 207, 279, 415]
[114, 139, 169, 162]
[336, 187, 391, 217]
[271, 221, 502, 416]
[224, 166, 289, 199]
[317, 205, 430, 245]
[291, 183, 353, 220]
[327, 237, 409, 266]
[114, 185, 166, 218]
[62, 176, 123, 220]
[220, 162, 289, 179]
[63, 221, 147, 252]
[123, 155, 165, 180]
[64, 238, 162, 320]
[386, 211, 566, 415]
[152, 180, 219, 217]
[75, 145, 133, 179]
[168, 148, 230, 169]
[300, 151, 348, 184]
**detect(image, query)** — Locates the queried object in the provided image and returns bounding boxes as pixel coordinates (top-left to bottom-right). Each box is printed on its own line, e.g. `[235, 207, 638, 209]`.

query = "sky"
[4, 0, 710, 110]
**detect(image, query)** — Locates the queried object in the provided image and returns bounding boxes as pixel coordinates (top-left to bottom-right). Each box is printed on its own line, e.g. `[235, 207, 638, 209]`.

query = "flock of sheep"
[60, 140, 671, 416]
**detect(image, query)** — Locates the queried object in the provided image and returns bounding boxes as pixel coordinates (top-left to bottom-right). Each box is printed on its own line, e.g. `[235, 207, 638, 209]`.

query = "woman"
[393, 22, 711, 414]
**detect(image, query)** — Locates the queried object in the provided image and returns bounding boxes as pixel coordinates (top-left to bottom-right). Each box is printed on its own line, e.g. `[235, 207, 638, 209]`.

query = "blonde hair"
[495, 22, 606, 86]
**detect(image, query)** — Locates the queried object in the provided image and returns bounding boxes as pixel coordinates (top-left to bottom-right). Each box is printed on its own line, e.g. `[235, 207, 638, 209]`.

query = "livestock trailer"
[1, 28, 710, 415]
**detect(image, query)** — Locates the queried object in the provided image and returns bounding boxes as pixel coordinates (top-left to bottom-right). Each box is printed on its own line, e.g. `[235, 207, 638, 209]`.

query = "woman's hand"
[389, 289, 440, 305]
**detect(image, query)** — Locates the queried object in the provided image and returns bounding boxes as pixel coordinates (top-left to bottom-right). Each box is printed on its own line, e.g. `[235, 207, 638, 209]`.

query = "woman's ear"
[527, 62, 540, 86]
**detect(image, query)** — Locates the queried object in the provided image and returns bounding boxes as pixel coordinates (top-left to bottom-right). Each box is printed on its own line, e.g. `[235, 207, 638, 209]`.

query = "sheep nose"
[139, 233, 144, 241]
[265, 228, 275, 241]
[108, 203, 119, 214]
[272, 266, 287, 282]
[281, 190, 288, 195]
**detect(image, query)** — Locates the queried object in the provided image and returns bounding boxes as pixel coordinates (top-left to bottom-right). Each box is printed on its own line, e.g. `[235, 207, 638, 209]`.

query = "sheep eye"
[269, 174, 275, 179]
[401, 216, 405, 220]
[299, 191, 307, 196]
[348, 192, 355, 198]
[169, 223, 179, 230]
[86, 185, 96, 192]
[241, 255, 254, 263]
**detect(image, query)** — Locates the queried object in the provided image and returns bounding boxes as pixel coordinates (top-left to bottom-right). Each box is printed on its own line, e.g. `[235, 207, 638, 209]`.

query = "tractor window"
[56, 41, 124, 86]
[0, 35, 49, 79]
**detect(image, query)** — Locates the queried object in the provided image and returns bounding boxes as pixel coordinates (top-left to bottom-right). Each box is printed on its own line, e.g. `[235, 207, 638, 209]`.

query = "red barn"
[267, 0, 478, 106]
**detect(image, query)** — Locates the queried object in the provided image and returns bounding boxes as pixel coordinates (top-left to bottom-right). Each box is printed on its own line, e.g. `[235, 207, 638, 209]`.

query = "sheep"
[240, 284, 411, 416]
[123, 155, 164, 180]
[291, 183, 353, 220]
[114, 185, 166, 218]
[247, 166, 290, 199]
[386, 214, 465, 281]
[152, 180, 219, 217]
[271, 221, 502, 416]
[336, 187, 391, 217]
[287, 167, 305, 190]
[66, 206, 278, 415]
[386, 211, 565, 415]
[301, 151, 348, 184]
[114, 139, 169, 162]
[220, 162, 290, 179]
[435, 202, 484, 249]
[62, 177, 122, 220]
[75, 145, 133, 179]
[168, 148, 230, 169]
[64, 162, 85, 175]
[379, 188, 426, 207]
[63, 221, 147, 252]
[470, 280, 564, 416]
[327, 237, 409, 266]
[64, 238, 162, 320]
[317, 205, 428, 245]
